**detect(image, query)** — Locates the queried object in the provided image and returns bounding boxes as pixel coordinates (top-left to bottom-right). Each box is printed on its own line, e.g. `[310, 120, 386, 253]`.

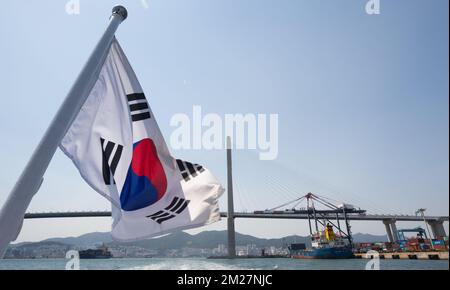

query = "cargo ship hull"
[79, 248, 112, 259]
[290, 246, 353, 259]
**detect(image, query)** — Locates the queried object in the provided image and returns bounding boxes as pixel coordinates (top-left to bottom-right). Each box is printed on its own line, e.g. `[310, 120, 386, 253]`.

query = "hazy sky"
[0, 0, 448, 242]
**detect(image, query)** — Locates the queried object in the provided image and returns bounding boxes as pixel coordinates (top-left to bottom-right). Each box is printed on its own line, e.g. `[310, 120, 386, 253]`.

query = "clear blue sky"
[0, 0, 448, 242]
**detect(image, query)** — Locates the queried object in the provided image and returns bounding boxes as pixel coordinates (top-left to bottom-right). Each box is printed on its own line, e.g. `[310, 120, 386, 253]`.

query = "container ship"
[289, 223, 353, 259]
[287, 193, 361, 259]
[79, 244, 112, 259]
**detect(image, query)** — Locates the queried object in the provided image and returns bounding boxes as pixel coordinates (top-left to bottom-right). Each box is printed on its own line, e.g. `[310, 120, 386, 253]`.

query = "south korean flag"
[60, 38, 224, 241]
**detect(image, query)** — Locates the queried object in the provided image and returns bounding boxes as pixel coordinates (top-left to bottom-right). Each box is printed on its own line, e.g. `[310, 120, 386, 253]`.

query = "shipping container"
[432, 240, 445, 246]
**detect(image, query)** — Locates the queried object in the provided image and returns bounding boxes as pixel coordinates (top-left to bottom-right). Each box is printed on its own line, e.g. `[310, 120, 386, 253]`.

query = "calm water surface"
[0, 258, 448, 270]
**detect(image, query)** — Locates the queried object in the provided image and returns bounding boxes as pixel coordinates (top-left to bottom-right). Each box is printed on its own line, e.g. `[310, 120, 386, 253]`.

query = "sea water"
[0, 258, 448, 270]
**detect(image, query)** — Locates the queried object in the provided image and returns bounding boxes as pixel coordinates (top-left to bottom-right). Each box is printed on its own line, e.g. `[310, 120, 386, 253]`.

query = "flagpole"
[0, 6, 128, 258]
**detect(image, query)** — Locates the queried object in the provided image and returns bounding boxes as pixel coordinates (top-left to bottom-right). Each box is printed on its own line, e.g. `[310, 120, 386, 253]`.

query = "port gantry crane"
[259, 192, 367, 246]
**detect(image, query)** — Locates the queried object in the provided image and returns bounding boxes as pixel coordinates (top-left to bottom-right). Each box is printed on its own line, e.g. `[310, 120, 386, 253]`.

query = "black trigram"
[146, 197, 190, 224]
[100, 138, 123, 185]
[176, 159, 205, 182]
[127, 93, 151, 122]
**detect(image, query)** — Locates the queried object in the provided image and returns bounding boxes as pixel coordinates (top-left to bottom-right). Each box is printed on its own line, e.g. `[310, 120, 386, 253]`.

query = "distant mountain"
[353, 233, 387, 243]
[11, 230, 387, 250]
[6, 230, 391, 259]
[111, 230, 311, 250]
[44, 232, 113, 247]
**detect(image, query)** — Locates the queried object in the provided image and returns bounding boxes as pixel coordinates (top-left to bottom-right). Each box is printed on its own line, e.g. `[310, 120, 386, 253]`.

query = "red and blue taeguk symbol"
[120, 138, 167, 211]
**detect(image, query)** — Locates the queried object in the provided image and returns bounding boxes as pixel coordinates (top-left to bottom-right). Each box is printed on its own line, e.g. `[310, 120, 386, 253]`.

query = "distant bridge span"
[23, 210, 449, 245]
[24, 211, 449, 222]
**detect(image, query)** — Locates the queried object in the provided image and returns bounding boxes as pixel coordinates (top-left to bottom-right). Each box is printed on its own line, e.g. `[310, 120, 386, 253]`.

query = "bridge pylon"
[226, 137, 236, 258]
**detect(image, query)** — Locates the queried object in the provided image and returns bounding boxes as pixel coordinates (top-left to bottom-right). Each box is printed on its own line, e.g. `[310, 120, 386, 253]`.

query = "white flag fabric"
[60, 38, 224, 241]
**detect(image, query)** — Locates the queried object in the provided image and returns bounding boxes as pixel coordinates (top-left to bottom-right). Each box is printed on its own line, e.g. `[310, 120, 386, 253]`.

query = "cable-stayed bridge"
[22, 143, 449, 257]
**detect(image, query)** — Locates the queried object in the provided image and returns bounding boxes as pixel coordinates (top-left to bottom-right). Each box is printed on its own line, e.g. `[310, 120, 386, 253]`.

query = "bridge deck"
[23, 211, 449, 222]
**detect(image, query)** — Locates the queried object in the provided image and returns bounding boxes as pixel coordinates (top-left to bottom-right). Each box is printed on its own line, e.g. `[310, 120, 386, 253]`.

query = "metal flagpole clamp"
[112, 5, 128, 21]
